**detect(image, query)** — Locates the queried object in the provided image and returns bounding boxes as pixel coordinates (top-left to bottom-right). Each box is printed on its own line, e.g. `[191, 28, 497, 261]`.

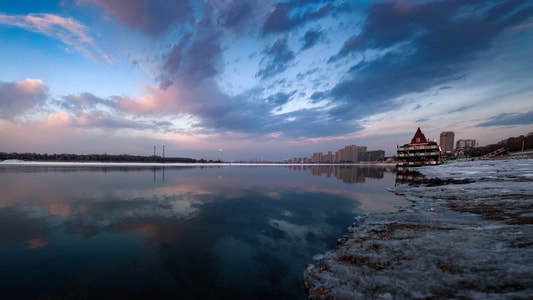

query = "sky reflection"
[0, 165, 407, 299]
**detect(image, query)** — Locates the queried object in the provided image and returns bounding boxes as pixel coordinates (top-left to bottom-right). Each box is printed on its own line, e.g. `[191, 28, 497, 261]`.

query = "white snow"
[304, 158, 533, 299]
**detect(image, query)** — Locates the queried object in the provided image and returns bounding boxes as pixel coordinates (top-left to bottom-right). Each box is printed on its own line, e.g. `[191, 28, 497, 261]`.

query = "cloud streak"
[477, 111, 533, 127]
[0, 12, 111, 63]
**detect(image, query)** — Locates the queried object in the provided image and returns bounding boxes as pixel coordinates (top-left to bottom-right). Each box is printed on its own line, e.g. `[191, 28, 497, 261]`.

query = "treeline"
[0, 152, 213, 163]
[465, 132, 533, 157]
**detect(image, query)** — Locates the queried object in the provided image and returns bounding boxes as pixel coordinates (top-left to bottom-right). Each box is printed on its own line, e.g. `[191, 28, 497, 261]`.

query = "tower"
[440, 131, 455, 153]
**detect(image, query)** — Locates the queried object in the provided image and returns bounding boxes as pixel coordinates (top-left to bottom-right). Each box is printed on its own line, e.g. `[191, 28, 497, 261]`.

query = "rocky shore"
[304, 158, 533, 299]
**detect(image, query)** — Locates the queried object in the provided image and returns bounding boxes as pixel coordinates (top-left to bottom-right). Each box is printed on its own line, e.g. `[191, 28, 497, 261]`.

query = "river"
[0, 163, 409, 299]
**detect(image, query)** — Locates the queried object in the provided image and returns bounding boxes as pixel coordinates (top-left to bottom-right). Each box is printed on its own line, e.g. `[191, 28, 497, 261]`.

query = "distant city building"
[359, 150, 385, 162]
[287, 157, 308, 163]
[336, 145, 367, 163]
[311, 152, 322, 163]
[440, 131, 455, 153]
[292, 143, 384, 164]
[325, 151, 334, 163]
[456, 139, 477, 150]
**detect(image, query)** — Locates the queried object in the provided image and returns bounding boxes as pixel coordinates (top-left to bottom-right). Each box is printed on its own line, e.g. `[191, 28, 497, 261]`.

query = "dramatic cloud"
[0, 13, 110, 62]
[322, 0, 533, 121]
[0, 79, 49, 118]
[477, 111, 533, 127]
[121, 0, 533, 143]
[76, 0, 365, 138]
[1, 1, 532, 159]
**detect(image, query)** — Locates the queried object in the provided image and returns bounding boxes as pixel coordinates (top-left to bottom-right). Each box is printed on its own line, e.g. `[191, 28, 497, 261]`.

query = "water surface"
[0, 164, 407, 299]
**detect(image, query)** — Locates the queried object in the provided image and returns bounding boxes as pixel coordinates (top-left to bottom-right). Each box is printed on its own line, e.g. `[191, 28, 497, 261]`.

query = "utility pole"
[153, 145, 156, 156]
[163, 145, 165, 158]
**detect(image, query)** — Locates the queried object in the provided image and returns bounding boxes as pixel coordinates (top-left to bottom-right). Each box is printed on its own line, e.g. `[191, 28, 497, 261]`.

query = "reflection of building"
[395, 169, 426, 185]
[285, 165, 386, 183]
[440, 131, 455, 153]
[397, 127, 442, 169]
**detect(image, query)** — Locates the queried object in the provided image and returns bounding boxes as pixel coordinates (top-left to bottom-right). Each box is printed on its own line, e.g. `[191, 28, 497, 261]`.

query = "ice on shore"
[304, 158, 533, 299]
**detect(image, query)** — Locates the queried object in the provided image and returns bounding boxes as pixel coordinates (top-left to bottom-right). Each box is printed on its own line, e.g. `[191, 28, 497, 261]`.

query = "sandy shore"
[304, 158, 533, 299]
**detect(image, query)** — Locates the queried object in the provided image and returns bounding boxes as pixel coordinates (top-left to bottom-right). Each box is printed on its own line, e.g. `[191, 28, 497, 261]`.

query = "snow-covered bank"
[304, 158, 533, 299]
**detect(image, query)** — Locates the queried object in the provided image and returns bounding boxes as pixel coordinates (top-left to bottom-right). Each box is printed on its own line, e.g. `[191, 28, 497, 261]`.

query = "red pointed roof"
[410, 127, 428, 145]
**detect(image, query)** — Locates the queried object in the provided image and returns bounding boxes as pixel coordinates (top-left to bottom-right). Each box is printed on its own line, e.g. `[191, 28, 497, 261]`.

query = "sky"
[1, 0, 532, 161]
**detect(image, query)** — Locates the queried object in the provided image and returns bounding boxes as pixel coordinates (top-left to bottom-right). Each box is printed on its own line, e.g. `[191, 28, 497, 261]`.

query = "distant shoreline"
[0, 160, 396, 167]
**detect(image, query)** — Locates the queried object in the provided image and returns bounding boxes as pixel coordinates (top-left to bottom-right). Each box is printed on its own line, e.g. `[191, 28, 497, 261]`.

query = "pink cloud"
[0, 78, 49, 118]
[46, 112, 73, 127]
[89, 0, 192, 35]
[117, 84, 185, 115]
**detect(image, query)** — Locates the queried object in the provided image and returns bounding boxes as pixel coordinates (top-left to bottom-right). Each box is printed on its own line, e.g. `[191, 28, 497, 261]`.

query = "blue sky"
[1, 0, 532, 161]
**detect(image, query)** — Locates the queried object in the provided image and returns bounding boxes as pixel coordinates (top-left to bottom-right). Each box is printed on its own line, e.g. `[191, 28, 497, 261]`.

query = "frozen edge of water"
[304, 158, 533, 299]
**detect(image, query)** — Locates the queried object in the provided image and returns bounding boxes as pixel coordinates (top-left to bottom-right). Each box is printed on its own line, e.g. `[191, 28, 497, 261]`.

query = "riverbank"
[304, 158, 533, 299]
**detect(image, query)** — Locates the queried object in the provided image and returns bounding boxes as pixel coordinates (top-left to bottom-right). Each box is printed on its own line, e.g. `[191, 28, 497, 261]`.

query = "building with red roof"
[397, 127, 442, 169]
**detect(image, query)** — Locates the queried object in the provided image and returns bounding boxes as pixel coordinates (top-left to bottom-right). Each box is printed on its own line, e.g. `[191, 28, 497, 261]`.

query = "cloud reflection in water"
[0, 165, 406, 299]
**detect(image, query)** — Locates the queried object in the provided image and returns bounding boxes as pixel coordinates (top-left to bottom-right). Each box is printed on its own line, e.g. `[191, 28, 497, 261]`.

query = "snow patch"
[304, 158, 533, 299]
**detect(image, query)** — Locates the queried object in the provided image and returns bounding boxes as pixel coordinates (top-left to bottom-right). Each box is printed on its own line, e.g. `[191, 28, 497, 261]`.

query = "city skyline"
[1, 1, 533, 161]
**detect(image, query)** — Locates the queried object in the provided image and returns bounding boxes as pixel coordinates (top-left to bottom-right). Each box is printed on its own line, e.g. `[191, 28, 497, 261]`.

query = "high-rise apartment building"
[440, 131, 455, 153]
[308, 144, 380, 163]
[311, 152, 322, 163]
[456, 139, 477, 150]
[335, 145, 367, 163]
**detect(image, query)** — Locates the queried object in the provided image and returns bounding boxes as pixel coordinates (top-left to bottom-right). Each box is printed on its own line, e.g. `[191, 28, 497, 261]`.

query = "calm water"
[0, 164, 408, 299]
